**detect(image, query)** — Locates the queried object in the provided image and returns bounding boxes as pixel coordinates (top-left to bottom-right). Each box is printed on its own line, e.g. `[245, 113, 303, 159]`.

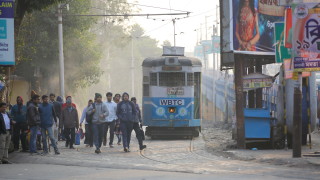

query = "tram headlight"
[168, 107, 176, 113]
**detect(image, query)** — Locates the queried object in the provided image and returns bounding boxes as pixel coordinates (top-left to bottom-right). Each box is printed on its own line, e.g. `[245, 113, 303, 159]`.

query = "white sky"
[128, 0, 219, 52]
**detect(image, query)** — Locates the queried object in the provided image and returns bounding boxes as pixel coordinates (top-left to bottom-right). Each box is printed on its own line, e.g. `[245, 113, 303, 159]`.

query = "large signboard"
[292, 3, 320, 72]
[243, 73, 273, 90]
[0, 0, 14, 65]
[232, 0, 285, 54]
[274, 22, 291, 63]
[212, 36, 220, 53]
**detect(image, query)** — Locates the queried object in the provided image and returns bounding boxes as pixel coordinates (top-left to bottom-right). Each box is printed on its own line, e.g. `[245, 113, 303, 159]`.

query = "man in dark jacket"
[27, 95, 41, 155]
[39, 95, 60, 155]
[11, 96, 28, 152]
[56, 96, 64, 141]
[0, 102, 15, 164]
[131, 97, 146, 151]
[61, 97, 79, 149]
[116, 92, 136, 152]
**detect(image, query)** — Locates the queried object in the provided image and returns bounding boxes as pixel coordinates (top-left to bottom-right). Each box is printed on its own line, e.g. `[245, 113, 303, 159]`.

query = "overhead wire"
[107, 0, 191, 13]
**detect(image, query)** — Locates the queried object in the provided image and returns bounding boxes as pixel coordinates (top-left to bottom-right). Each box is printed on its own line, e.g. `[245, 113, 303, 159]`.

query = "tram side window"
[143, 84, 149, 97]
[187, 73, 194, 86]
[159, 72, 185, 86]
[150, 73, 157, 86]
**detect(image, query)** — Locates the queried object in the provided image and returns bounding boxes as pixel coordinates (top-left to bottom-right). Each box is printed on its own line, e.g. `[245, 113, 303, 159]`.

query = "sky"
[128, 0, 219, 52]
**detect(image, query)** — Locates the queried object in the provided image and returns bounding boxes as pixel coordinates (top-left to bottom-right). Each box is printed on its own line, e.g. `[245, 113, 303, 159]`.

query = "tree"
[15, 0, 103, 95]
[0, 0, 67, 102]
[162, 40, 172, 47]
[15, 0, 66, 35]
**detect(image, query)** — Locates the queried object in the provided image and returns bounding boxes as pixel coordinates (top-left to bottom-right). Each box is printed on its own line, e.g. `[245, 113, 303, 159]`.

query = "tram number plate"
[160, 99, 185, 106]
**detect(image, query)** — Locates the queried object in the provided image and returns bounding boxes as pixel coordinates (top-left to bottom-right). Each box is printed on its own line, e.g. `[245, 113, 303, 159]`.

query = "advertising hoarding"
[274, 22, 292, 63]
[0, 0, 14, 65]
[212, 36, 220, 53]
[292, 3, 320, 72]
[232, 0, 285, 54]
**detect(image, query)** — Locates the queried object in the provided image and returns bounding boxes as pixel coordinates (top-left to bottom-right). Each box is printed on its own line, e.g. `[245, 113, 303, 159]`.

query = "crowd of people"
[0, 91, 146, 164]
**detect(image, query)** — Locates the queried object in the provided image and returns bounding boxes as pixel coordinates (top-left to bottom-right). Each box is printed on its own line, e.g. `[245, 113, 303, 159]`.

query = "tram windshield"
[159, 72, 185, 86]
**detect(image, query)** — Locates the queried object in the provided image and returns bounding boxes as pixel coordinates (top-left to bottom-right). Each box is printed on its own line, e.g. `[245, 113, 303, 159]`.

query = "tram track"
[188, 133, 218, 161]
[139, 134, 218, 165]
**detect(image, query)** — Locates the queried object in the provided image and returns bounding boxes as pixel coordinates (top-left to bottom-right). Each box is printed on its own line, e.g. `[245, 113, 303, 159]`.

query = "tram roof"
[142, 56, 202, 67]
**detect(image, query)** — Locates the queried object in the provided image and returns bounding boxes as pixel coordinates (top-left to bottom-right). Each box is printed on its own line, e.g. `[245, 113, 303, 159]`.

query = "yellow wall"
[9, 79, 30, 105]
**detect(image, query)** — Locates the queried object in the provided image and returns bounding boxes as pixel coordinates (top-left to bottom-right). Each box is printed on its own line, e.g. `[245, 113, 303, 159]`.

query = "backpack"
[86, 103, 96, 124]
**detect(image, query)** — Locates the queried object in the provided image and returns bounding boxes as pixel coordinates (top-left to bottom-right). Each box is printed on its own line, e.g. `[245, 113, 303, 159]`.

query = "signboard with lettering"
[243, 73, 273, 90]
[284, 58, 310, 80]
[232, 0, 284, 54]
[167, 87, 184, 95]
[212, 36, 220, 53]
[159, 99, 185, 106]
[292, 3, 320, 72]
[0, 0, 14, 65]
[274, 22, 292, 63]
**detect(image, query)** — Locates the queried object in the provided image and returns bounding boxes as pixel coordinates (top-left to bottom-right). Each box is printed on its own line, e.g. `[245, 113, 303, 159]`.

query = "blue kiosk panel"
[244, 108, 271, 139]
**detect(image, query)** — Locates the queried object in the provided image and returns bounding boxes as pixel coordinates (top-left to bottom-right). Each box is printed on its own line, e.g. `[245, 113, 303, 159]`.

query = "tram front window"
[159, 72, 185, 86]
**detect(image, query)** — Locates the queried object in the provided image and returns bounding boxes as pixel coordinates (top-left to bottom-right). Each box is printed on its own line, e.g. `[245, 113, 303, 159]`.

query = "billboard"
[232, 0, 285, 53]
[0, 0, 14, 65]
[212, 36, 220, 53]
[274, 22, 292, 63]
[292, 3, 320, 72]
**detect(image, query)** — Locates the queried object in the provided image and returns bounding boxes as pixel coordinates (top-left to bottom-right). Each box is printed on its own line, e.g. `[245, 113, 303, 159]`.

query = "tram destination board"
[162, 66, 182, 71]
[167, 87, 184, 95]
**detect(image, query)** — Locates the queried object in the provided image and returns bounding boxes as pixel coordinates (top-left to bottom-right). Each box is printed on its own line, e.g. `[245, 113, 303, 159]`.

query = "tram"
[142, 46, 202, 138]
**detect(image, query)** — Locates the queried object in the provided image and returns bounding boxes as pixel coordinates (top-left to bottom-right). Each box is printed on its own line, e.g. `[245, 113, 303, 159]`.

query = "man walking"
[61, 97, 79, 149]
[27, 95, 41, 155]
[116, 92, 136, 152]
[11, 96, 28, 152]
[39, 95, 60, 155]
[56, 96, 64, 141]
[114, 94, 121, 104]
[80, 99, 93, 147]
[103, 92, 117, 148]
[131, 97, 146, 150]
[0, 103, 15, 164]
[87, 93, 109, 154]
[49, 93, 61, 142]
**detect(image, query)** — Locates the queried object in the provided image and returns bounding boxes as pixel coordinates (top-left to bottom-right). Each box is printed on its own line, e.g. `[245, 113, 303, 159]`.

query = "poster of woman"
[233, 0, 285, 53]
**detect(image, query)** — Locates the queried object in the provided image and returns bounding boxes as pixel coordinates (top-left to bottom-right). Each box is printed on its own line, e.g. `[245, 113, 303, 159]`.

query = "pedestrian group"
[0, 91, 146, 164]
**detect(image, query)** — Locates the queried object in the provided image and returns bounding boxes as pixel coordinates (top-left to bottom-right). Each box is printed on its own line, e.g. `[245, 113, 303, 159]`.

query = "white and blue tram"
[142, 47, 202, 138]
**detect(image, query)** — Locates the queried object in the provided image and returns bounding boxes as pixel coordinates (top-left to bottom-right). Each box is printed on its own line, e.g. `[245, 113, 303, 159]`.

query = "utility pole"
[293, 73, 302, 157]
[205, 16, 208, 40]
[234, 54, 246, 149]
[173, 19, 176, 46]
[58, 4, 65, 99]
[131, 37, 135, 96]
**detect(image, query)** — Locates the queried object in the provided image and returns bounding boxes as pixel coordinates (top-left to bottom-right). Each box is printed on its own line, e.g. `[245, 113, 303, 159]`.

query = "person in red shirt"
[62, 96, 77, 110]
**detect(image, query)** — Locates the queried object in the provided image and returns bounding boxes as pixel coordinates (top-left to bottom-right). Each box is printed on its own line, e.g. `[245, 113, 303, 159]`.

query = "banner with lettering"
[212, 36, 220, 53]
[292, 3, 320, 72]
[0, 0, 14, 65]
[274, 22, 291, 63]
[232, 0, 284, 54]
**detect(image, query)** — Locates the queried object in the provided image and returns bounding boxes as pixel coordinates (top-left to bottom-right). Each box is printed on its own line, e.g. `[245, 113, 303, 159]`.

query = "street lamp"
[57, 3, 69, 99]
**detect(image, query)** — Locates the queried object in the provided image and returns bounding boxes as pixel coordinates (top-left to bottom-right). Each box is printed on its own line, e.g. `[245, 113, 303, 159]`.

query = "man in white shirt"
[0, 102, 15, 164]
[103, 92, 118, 148]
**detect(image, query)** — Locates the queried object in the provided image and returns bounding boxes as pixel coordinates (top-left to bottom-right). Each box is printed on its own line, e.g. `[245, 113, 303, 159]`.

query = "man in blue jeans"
[87, 93, 109, 154]
[116, 92, 136, 152]
[27, 95, 41, 155]
[39, 95, 60, 155]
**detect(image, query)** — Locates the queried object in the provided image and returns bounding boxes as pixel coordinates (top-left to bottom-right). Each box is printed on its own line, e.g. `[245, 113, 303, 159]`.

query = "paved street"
[1, 133, 320, 180]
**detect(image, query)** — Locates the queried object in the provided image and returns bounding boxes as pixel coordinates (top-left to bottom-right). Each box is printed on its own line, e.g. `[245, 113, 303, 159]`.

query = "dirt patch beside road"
[202, 124, 320, 170]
